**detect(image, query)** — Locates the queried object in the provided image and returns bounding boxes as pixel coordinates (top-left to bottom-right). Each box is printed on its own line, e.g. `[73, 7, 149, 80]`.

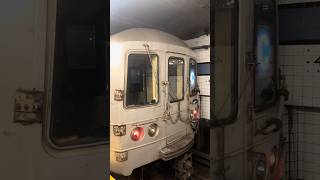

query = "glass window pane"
[279, 4, 320, 44]
[197, 63, 210, 76]
[50, 0, 107, 147]
[126, 54, 159, 107]
[213, 0, 238, 119]
[254, 0, 277, 110]
[189, 59, 197, 95]
[168, 57, 184, 102]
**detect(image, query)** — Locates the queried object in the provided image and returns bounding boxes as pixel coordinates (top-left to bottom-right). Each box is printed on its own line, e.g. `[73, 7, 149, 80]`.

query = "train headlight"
[130, 127, 144, 141]
[115, 151, 128, 162]
[148, 123, 158, 137]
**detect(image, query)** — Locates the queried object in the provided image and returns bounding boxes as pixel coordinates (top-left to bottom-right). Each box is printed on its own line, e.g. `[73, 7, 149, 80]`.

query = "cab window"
[168, 57, 184, 102]
[189, 58, 197, 96]
[126, 54, 159, 107]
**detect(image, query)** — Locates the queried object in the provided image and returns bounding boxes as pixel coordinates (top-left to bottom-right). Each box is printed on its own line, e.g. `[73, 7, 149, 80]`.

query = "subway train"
[110, 28, 201, 176]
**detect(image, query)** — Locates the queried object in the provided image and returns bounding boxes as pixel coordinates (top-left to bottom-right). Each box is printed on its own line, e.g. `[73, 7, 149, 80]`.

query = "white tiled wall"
[198, 76, 210, 96]
[279, 45, 320, 107]
[280, 45, 320, 180]
[193, 48, 210, 63]
[185, 35, 210, 120]
[200, 96, 210, 120]
[283, 110, 320, 180]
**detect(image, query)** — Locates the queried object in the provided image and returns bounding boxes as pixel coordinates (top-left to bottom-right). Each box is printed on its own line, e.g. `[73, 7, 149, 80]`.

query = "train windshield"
[168, 57, 185, 102]
[189, 59, 197, 96]
[126, 54, 159, 107]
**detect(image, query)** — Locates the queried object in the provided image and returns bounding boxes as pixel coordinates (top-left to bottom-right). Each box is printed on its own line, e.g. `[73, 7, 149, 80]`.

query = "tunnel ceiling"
[110, 0, 210, 40]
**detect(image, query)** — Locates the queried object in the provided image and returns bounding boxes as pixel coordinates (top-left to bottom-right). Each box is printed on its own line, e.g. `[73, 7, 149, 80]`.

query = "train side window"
[168, 57, 184, 103]
[212, 0, 238, 122]
[254, 0, 277, 112]
[48, 0, 108, 148]
[189, 58, 197, 96]
[126, 54, 159, 107]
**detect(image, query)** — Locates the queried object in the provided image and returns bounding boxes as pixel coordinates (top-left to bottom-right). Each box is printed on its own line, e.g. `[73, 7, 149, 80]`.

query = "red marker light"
[131, 127, 144, 141]
[191, 108, 200, 120]
[193, 109, 197, 115]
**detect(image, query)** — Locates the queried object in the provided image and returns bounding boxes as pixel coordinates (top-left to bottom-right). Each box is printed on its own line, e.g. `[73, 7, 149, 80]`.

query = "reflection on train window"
[168, 57, 184, 103]
[254, 0, 276, 110]
[50, 0, 107, 147]
[213, 0, 238, 119]
[126, 54, 159, 107]
[189, 59, 197, 96]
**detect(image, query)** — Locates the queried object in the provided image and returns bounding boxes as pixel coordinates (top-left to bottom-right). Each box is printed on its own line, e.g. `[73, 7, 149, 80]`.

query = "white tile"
[293, 56, 305, 66]
[197, 76, 210, 96]
[200, 96, 210, 120]
[280, 55, 287, 66]
[303, 59, 314, 77]
[303, 87, 313, 97]
[302, 97, 312, 106]
[312, 88, 320, 98]
[303, 143, 313, 153]
[312, 77, 320, 87]
[286, 45, 304, 55]
[278, 46, 288, 55]
[285, 55, 295, 66]
[279, 55, 285, 66]
[293, 97, 302, 106]
[294, 66, 305, 76]
[311, 63, 319, 75]
[303, 45, 320, 56]
[309, 113, 319, 124]
[314, 67, 320, 77]
[303, 77, 314, 87]
[313, 98, 320, 107]
[286, 75, 294, 86]
[287, 84, 294, 91]
[303, 172, 314, 180]
[294, 77, 303, 86]
[284, 66, 294, 76]
[194, 49, 210, 63]
[294, 86, 302, 97]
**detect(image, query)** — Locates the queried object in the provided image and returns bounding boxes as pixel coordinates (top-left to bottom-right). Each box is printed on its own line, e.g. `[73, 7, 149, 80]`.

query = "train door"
[165, 53, 188, 145]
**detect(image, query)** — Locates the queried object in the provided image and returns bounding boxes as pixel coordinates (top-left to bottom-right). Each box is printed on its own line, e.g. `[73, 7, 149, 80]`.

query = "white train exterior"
[110, 28, 200, 176]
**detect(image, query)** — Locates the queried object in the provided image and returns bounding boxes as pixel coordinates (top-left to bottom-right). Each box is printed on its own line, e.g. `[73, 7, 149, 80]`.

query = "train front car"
[110, 28, 200, 176]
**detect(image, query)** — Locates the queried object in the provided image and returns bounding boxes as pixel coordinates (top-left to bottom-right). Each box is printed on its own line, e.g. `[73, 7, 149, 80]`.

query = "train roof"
[110, 28, 189, 48]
